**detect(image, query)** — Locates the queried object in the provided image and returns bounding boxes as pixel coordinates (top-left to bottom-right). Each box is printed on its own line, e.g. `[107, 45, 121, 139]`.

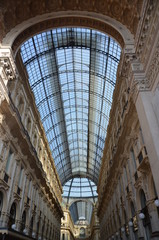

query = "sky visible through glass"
[20, 28, 121, 205]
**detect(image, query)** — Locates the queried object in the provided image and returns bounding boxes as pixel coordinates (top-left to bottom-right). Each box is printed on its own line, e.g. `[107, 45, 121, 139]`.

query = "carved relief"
[0, 48, 16, 82]
[0, 58, 15, 81]
[136, 0, 159, 78]
[94, 0, 108, 13]
[110, 2, 122, 18]
[123, 8, 133, 25]
[12, 17, 125, 55]
[45, 0, 61, 11]
[147, 40, 159, 89]
[0, 0, 142, 44]
[15, 2, 30, 22]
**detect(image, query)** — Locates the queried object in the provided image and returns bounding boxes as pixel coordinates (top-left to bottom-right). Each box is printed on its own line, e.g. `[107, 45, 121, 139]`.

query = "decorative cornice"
[146, 39, 159, 89]
[0, 0, 142, 43]
[136, 0, 156, 58]
[12, 16, 124, 55]
[130, 58, 150, 91]
[0, 48, 16, 80]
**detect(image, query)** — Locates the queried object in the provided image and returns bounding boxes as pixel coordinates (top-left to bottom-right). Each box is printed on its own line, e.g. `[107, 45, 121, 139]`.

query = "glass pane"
[20, 27, 121, 187]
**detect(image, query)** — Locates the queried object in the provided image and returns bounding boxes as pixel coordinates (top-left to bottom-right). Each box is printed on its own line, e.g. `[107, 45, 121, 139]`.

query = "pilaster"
[128, 53, 159, 197]
[0, 47, 16, 106]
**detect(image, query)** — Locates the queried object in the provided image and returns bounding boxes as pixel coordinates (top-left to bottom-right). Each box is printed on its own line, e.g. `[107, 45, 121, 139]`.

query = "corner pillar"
[130, 56, 159, 197]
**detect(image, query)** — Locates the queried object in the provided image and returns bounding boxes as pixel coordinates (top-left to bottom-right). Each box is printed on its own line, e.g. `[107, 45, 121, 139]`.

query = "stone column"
[137, 217, 148, 240]
[129, 55, 159, 197]
[67, 232, 69, 240]
[147, 201, 159, 239]
[135, 90, 159, 196]
[15, 218, 21, 232]
[0, 211, 9, 228]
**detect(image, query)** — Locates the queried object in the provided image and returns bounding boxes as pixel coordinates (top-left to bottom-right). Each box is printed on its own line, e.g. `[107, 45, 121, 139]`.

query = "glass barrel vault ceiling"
[62, 177, 98, 202]
[69, 201, 93, 225]
[20, 28, 121, 189]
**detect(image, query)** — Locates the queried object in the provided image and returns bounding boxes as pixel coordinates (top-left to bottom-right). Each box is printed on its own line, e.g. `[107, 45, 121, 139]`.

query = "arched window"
[0, 192, 3, 217]
[9, 202, 16, 229]
[21, 210, 26, 232]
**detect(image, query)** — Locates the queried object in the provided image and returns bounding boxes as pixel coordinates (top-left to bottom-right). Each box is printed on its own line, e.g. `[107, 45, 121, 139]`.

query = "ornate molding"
[0, 178, 9, 191]
[136, 0, 156, 57]
[0, 48, 16, 81]
[12, 16, 124, 55]
[126, 54, 150, 91]
[147, 40, 159, 90]
[0, 0, 142, 43]
[134, 176, 143, 189]
[0, 58, 15, 81]
[0, 48, 16, 107]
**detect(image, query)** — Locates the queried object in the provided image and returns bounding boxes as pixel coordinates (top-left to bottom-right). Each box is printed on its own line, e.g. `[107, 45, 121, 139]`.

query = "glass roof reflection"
[20, 28, 121, 186]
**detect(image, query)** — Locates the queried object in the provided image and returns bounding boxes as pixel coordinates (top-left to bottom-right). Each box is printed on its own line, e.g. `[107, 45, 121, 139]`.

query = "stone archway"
[0, 0, 142, 44]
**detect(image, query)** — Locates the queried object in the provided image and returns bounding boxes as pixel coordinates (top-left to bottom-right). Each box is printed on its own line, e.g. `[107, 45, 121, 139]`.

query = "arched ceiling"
[20, 27, 121, 185]
[0, 0, 144, 58]
[0, 0, 144, 228]
[69, 200, 93, 225]
[62, 177, 98, 203]
[0, 0, 143, 45]
[11, 17, 125, 55]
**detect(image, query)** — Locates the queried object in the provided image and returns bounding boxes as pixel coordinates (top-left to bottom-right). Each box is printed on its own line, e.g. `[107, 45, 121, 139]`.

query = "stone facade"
[0, 48, 63, 239]
[0, 0, 158, 240]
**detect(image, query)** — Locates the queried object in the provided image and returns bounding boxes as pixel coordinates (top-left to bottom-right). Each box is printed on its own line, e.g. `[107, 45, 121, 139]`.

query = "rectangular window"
[5, 148, 13, 173]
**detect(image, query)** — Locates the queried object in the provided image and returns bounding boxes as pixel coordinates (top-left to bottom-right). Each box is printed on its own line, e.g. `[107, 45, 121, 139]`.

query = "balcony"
[137, 146, 150, 174]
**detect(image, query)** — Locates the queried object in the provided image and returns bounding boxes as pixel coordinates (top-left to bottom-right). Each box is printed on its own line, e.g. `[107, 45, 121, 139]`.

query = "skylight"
[62, 177, 98, 201]
[69, 200, 93, 224]
[20, 27, 121, 187]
